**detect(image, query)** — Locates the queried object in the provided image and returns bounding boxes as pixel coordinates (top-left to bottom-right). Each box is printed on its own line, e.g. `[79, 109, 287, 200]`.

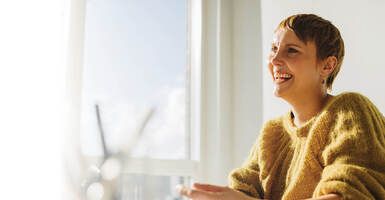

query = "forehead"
[272, 28, 304, 46]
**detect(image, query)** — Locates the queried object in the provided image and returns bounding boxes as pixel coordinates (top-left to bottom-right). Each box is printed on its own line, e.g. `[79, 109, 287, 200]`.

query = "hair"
[276, 14, 345, 91]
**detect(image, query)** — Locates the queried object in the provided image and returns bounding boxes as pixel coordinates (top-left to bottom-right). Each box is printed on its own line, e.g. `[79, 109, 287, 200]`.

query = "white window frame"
[195, 0, 263, 185]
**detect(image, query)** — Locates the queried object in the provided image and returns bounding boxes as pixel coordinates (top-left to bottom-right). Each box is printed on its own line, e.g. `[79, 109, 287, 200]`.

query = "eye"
[288, 47, 298, 53]
[271, 44, 278, 53]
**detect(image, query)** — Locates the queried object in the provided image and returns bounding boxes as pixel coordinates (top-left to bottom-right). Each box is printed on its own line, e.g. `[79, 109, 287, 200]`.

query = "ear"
[320, 56, 337, 78]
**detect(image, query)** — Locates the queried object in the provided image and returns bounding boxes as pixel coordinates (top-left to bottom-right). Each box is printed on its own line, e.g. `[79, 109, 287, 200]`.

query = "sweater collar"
[282, 93, 344, 137]
[283, 111, 317, 137]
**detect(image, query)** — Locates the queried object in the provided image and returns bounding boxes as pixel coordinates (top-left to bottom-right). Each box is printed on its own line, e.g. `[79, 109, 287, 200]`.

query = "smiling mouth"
[274, 72, 293, 84]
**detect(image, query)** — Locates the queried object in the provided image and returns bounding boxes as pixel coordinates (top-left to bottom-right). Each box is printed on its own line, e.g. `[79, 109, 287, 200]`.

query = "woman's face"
[268, 28, 324, 100]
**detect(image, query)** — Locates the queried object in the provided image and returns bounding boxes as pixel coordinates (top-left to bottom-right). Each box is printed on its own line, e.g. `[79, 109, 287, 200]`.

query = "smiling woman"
[179, 14, 385, 200]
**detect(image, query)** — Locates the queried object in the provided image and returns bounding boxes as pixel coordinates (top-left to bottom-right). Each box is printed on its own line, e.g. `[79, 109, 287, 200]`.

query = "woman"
[178, 14, 385, 200]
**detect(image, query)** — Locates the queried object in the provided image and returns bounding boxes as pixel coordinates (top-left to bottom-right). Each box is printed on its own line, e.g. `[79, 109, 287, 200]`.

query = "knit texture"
[228, 92, 385, 200]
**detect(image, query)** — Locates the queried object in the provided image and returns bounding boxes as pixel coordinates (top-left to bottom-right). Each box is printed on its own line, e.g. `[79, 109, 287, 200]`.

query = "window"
[81, 0, 189, 160]
[67, 0, 201, 199]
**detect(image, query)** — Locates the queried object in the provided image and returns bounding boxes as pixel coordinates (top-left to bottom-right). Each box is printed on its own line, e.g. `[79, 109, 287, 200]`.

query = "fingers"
[176, 185, 192, 196]
[192, 183, 226, 192]
[176, 185, 219, 200]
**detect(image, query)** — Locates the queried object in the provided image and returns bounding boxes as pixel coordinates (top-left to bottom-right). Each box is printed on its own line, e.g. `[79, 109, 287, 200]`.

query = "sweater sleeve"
[228, 142, 264, 198]
[312, 93, 385, 200]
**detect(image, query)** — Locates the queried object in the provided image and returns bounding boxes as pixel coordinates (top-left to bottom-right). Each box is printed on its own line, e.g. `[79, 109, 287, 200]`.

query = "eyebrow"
[271, 42, 302, 48]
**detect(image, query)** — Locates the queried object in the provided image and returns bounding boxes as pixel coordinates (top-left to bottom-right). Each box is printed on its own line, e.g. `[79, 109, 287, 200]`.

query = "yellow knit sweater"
[228, 92, 385, 200]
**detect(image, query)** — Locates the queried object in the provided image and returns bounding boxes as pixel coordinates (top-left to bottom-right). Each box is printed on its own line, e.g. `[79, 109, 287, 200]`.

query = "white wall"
[261, 0, 385, 121]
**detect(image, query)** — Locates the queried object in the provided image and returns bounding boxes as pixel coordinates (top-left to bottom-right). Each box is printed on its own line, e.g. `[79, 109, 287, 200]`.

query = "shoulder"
[255, 115, 293, 167]
[261, 116, 285, 131]
[313, 92, 384, 142]
[331, 91, 370, 107]
[327, 92, 382, 116]
[259, 114, 288, 137]
[318, 93, 385, 166]
[322, 91, 385, 141]
[257, 114, 290, 146]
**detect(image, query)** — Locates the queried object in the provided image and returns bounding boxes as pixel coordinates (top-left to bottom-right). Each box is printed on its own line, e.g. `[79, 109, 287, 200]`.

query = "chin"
[273, 87, 284, 97]
[273, 88, 290, 100]
[272, 79, 294, 99]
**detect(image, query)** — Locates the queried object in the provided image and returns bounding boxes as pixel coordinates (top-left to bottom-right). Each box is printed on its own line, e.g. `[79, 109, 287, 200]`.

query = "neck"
[287, 91, 331, 127]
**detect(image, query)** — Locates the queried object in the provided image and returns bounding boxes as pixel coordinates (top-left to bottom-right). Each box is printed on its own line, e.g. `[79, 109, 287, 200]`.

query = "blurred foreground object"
[65, 105, 155, 200]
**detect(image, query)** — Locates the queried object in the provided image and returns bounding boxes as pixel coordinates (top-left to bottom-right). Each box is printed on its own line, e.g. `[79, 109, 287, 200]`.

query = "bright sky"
[81, 0, 188, 158]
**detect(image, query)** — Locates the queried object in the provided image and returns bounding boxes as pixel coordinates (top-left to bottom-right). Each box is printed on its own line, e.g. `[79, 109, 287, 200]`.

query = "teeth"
[282, 74, 292, 78]
[274, 73, 292, 79]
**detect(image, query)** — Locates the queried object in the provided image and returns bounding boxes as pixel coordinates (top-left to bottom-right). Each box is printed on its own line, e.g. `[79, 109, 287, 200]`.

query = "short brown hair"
[276, 14, 345, 91]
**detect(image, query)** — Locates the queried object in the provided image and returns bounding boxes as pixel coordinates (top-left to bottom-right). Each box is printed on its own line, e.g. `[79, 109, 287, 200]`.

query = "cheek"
[288, 62, 315, 79]
[286, 54, 321, 84]
[293, 66, 320, 85]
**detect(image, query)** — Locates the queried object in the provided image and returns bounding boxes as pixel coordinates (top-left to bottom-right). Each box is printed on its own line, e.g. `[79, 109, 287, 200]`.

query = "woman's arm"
[177, 183, 341, 200]
[303, 194, 341, 200]
[177, 183, 265, 200]
[228, 142, 264, 198]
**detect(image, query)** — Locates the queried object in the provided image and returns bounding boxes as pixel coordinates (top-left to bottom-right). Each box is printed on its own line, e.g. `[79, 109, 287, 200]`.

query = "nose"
[269, 49, 285, 67]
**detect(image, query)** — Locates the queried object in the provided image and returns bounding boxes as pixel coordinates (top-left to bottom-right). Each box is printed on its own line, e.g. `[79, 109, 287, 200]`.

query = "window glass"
[81, 0, 188, 160]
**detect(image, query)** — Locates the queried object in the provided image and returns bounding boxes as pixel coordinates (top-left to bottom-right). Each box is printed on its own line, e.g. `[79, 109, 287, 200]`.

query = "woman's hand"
[177, 183, 260, 200]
